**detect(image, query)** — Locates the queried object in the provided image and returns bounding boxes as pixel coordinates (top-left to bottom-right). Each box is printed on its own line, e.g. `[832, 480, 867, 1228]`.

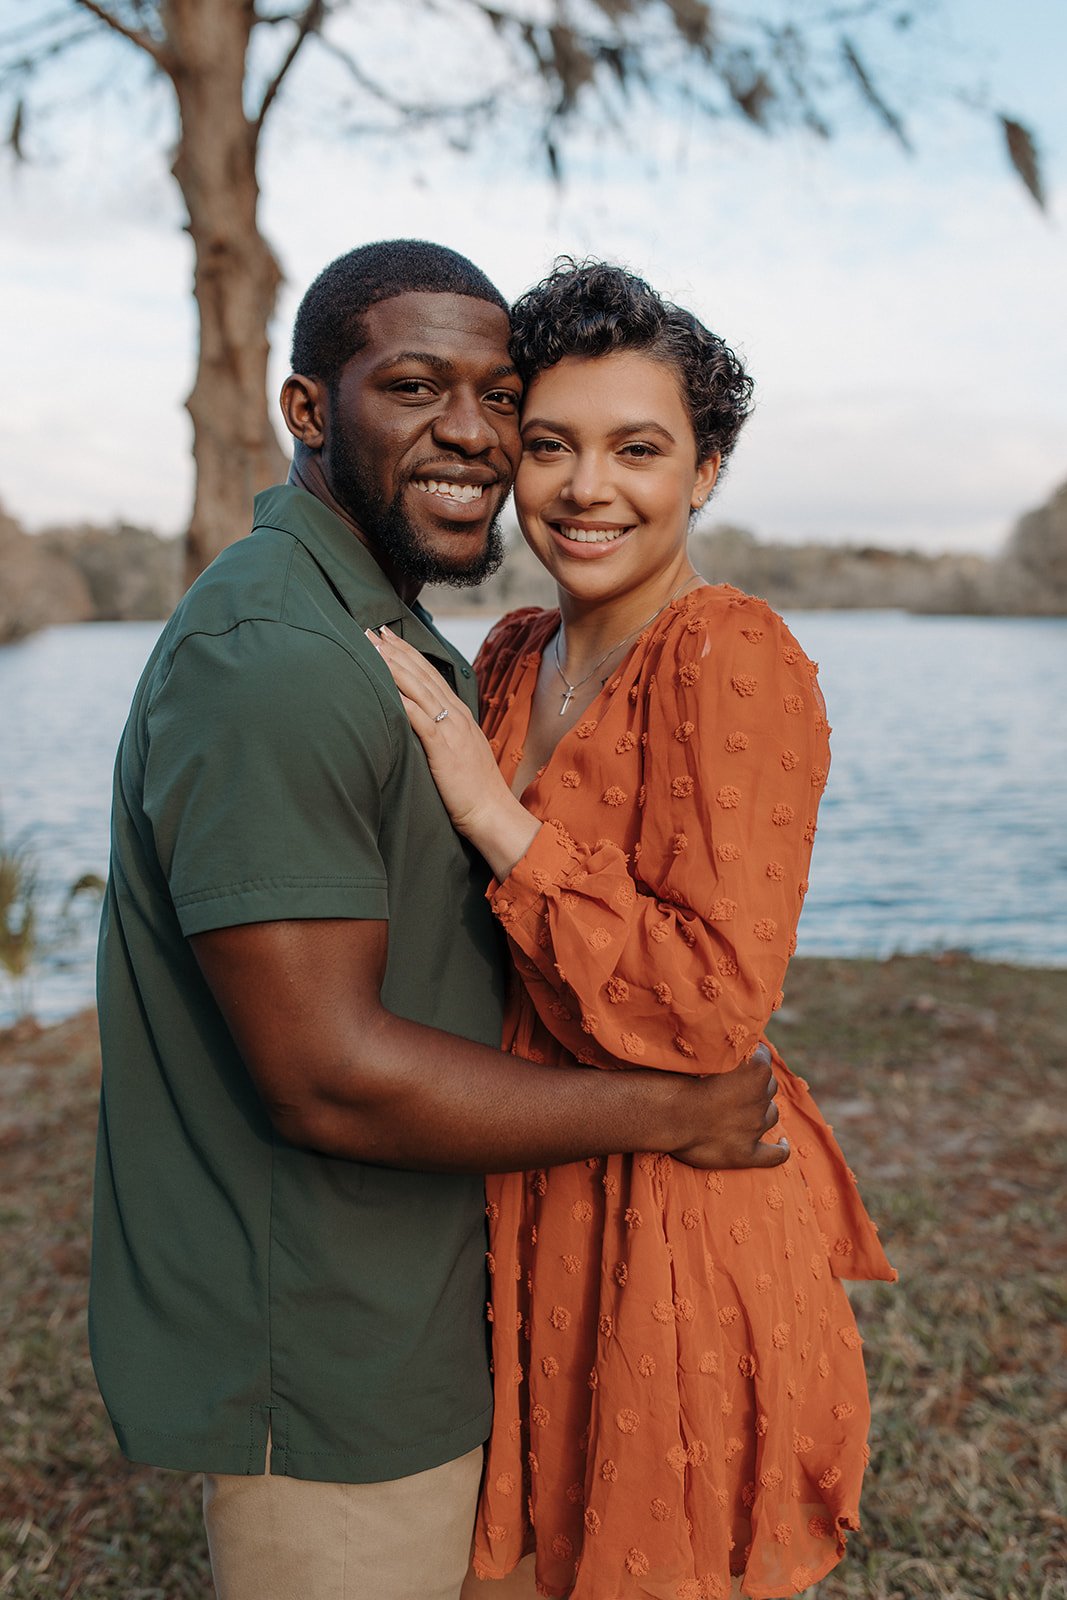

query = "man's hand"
[666, 1044, 789, 1170]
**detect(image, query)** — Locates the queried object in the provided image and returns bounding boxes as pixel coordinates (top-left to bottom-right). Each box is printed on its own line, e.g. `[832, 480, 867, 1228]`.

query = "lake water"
[1, 611, 1065, 1024]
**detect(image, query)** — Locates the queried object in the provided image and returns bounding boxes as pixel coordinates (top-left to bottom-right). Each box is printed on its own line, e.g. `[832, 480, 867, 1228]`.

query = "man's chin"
[367, 519, 503, 590]
[422, 522, 505, 589]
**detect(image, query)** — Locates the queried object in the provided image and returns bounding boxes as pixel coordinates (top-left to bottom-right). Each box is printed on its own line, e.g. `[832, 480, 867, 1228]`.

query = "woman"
[373, 261, 895, 1600]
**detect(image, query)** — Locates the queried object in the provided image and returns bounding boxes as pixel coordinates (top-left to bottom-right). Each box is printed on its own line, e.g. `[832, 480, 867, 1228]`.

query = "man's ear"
[280, 373, 328, 449]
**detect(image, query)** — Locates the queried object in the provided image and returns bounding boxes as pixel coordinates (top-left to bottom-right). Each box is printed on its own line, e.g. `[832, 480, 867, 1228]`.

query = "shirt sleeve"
[489, 596, 830, 1074]
[143, 619, 397, 935]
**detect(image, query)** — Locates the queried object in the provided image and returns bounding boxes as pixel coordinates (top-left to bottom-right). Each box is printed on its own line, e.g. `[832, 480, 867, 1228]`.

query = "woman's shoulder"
[683, 580, 788, 630]
[667, 582, 815, 670]
[475, 605, 558, 681]
[646, 582, 824, 728]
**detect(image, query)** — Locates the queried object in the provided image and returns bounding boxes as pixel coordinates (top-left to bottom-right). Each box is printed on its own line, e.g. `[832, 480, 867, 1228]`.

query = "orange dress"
[468, 586, 896, 1600]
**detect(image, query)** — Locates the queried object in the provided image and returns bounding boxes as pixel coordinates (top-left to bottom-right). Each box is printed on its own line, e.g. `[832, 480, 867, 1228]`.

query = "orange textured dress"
[469, 586, 896, 1600]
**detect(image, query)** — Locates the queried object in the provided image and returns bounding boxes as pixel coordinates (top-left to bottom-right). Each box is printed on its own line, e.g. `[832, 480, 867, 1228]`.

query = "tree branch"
[0, 23, 99, 83]
[0, 9, 81, 50]
[70, 0, 167, 66]
[253, 0, 326, 134]
[840, 33, 910, 150]
[316, 31, 511, 126]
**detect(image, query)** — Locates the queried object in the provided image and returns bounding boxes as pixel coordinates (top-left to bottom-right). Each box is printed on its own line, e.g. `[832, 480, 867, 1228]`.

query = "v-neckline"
[504, 606, 652, 805]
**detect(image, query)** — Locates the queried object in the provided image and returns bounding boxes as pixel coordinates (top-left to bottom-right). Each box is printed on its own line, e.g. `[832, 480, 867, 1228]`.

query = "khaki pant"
[203, 1444, 483, 1600]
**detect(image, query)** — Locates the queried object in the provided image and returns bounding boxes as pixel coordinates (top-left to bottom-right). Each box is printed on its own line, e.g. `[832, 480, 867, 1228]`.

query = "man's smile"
[412, 480, 485, 504]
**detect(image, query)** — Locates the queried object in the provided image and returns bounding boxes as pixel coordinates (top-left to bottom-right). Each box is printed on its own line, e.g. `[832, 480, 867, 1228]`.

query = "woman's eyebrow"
[520, 415, 567, 430]
[521, 416, 678, 444]
[609, 420, 677, 444]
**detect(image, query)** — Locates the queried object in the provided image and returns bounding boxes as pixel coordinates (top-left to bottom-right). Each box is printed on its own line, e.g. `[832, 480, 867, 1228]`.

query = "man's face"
[323, 292, 521, 588]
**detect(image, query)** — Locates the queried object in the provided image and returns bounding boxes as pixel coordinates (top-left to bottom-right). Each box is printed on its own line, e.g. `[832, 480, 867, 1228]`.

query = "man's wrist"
[627, 1068, 690, 1156]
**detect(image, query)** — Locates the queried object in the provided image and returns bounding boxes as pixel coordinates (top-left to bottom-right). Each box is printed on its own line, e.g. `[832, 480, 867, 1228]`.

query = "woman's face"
[514, 351, 720, 605]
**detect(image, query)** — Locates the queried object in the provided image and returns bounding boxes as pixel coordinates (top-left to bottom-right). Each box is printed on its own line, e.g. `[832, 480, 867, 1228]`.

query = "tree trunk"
[163, 0, 287, 585]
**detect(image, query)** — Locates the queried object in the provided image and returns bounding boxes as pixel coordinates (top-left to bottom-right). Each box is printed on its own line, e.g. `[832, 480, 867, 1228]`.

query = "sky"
[0, 0, 1064, 556]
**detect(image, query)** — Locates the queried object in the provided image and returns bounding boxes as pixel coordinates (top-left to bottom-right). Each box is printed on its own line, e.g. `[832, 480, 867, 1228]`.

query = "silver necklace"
[551, 576, 700, 715]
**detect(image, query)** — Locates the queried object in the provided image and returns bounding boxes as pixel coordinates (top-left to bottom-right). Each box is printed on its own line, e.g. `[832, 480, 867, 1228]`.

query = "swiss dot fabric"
[469, 589, 895, 1600]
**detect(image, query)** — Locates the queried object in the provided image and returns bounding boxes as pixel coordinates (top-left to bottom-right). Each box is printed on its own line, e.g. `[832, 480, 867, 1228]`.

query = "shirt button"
[461, 666, 472, 678]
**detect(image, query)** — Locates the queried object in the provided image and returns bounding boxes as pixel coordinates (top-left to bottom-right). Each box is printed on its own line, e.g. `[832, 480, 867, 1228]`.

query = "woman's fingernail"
[381, 624, 397, 638]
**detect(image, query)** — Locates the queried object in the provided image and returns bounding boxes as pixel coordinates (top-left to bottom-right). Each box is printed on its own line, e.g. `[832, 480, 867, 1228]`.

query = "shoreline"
[4, 499, 1066, 645]
[2, 949, 1064, 1045]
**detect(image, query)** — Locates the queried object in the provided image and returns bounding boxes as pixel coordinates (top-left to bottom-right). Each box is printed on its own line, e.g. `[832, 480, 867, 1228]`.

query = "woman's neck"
[555, 563, 702, 681]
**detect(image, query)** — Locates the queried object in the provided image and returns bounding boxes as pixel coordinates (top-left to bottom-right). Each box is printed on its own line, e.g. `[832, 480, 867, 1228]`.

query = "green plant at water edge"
[0, 833, 107, 1024]
[0, 833, 39, 1019]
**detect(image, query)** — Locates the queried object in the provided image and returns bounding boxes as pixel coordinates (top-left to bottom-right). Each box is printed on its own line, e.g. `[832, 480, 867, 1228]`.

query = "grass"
[1, 955, 1065, 1598]
[0, 835, 38, 1021]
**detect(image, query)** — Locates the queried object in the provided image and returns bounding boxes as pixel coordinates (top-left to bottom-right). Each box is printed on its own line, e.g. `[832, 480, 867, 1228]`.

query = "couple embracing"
[91, 239, 894, 1600]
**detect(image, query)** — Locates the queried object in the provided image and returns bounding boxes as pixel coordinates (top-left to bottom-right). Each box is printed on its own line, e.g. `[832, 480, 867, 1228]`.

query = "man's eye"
[486, 389, 521, 409]
[391, 379, 435, 396]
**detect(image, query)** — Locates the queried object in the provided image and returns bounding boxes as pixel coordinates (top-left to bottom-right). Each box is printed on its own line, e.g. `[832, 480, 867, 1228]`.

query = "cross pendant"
[559, 688, 575, 715]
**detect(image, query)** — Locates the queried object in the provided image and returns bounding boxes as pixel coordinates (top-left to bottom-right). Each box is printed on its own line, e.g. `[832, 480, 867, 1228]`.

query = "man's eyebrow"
[372, 352, 520, 381]
[372, 351, 452, 375]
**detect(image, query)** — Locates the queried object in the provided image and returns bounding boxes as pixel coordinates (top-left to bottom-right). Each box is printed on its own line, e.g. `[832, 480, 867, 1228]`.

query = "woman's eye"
[621, 442, 657, 459]
[525, 438, 566, 455]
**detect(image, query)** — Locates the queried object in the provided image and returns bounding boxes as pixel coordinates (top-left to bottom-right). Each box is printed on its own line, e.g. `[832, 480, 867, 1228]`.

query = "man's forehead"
[362, 289, 511, 351]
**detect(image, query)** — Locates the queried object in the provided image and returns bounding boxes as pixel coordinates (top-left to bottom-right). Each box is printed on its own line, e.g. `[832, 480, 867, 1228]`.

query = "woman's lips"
[549, 520, 635, 557]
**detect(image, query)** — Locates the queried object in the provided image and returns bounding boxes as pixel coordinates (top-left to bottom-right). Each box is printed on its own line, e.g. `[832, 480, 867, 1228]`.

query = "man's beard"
[327, 421, 505, 590]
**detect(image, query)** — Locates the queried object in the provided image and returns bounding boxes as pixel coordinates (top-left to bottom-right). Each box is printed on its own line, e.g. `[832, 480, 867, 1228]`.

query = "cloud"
[0, 19, 1064, 552]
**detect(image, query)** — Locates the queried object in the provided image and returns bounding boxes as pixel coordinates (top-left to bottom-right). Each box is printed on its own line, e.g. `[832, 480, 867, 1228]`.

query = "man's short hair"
[290, 240, 509, 386]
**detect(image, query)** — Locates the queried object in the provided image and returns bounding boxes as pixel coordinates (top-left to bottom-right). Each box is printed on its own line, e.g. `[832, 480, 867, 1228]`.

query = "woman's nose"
[562, 454, 613, 506]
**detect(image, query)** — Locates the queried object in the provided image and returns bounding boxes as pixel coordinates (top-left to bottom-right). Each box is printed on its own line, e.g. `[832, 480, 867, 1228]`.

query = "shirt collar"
[251, 484, 469, 680]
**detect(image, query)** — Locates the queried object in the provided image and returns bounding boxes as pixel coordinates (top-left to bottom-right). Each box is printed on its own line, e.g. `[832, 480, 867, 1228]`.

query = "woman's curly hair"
[510, 258, 754, 469]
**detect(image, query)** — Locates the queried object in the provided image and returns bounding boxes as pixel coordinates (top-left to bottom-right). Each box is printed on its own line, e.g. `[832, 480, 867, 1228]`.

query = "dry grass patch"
[1, 955, 1064, 1598]
[772, 957, 1067, 1600]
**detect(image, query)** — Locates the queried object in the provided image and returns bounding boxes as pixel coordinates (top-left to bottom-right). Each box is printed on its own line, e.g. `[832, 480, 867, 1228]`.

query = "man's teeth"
[413, 479, 484, 502]
[557, 524, 628, 544]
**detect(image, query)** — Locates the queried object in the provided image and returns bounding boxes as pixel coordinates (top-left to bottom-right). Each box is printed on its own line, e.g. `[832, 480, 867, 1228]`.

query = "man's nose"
[432, 392, 497, 454]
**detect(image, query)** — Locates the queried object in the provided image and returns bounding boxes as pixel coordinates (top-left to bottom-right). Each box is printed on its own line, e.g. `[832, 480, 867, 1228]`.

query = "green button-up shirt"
[91, 485, 504, 1482]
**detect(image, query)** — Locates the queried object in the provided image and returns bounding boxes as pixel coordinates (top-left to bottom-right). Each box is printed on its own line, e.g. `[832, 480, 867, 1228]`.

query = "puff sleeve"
[489, 595, 830, 1074]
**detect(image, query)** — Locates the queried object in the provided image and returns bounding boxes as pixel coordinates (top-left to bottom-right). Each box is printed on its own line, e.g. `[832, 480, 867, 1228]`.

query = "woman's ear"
[690, 452, 721, 512]
[279, 373, 328, 450]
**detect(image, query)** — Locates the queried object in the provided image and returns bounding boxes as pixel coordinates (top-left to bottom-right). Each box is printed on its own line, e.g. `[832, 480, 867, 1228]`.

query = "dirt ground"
[1, 954, 1064, 1599]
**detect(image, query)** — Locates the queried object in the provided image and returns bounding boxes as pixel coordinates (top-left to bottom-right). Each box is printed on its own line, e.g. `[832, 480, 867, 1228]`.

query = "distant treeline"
[434, 479, 1067, 619]
[2, 479, 1065, 645]
[0, 509, 180, 644]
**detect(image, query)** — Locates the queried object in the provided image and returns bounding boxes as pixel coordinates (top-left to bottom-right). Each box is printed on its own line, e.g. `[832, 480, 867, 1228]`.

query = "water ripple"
[1, 611, 1064, 1023]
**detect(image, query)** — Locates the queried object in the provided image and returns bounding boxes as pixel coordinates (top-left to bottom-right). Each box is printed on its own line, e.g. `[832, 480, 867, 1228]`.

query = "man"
[90, 240, 787, 1600]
